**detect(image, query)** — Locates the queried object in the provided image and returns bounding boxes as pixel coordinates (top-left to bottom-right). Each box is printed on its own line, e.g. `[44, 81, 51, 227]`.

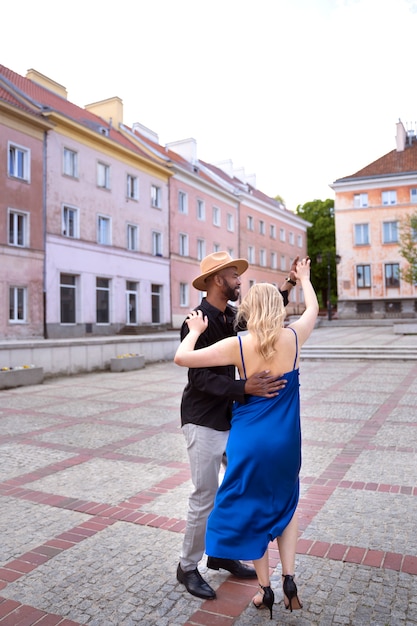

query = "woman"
[174, 258, 318, 618]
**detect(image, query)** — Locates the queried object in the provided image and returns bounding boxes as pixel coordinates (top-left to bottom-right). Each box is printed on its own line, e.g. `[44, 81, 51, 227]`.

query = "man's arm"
[278, 255, 299, 305]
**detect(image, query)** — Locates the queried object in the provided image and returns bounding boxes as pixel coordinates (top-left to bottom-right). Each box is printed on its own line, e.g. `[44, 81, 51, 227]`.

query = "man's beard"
[221, 278, 239, 302]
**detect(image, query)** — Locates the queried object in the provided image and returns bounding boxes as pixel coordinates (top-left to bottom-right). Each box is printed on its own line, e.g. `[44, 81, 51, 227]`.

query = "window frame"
[62, 205, 79, 239]
[126, 174, 139, 200]
[382, 190, 397, 205]
[212, 206, 221, 227]
[152, 231, 162, 256]
[8, 209, 29, 247]
[97, 215, 112, 245]
[151, 184, 162, 208]
[354, 193, 368, 208]
[179, 232, 189, 256]
[9, 286, 27, 323]
[8, 142, 30, 182]
[356, 264, 371, 288]
[96, 277, 111, 324]
[97, 161, 111, 189]
[354, 223, 370, 246]
[60, 273, 77, 324]
[180, 282, 189, 307]
[197, 199, 205, 220]
[178, 190, 188, 214]
[63, 147, 78, 178]
[127, 223, 139, 251]
[382, 221, 399, 244]
[385, 263, 400, 288]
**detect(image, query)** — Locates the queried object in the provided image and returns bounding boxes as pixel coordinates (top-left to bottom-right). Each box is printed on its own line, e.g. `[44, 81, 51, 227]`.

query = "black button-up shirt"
[179, 290, 289, 432]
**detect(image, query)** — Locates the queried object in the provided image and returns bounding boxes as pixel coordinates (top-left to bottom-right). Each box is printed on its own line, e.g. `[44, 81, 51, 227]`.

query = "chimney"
[26, 69, 68, 99]
[395, 119, 406, 152]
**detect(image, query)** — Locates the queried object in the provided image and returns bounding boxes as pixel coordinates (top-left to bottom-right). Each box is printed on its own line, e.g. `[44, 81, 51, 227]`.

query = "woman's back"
[238, 327, 298, 379]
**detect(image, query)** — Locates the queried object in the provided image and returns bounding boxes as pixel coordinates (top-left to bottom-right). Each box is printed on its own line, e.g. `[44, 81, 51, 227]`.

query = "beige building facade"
[332, 121, 417, 319]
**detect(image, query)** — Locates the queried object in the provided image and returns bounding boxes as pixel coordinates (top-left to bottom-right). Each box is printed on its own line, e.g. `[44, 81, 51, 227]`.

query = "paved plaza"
[0, 325, 417, 625]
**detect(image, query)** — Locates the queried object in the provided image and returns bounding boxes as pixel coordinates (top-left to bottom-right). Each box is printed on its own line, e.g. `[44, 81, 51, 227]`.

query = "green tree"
[398, 212, 417, 284]
[295, 199, 337, 309]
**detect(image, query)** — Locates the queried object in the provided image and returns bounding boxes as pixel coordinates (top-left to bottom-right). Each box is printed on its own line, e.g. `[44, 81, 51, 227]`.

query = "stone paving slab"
[0, 328, 417, 625]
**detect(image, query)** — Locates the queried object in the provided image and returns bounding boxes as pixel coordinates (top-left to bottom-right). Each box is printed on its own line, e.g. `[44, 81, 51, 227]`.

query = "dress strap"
[288, 327, 298, 369]
[238, 335, 247, 380]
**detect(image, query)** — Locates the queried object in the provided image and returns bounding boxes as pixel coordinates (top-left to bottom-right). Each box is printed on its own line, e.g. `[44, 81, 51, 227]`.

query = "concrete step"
[301, 346, 417, 360]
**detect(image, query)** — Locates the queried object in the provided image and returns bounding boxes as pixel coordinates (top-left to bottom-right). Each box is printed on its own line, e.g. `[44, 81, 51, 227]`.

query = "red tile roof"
[0, 64, 161, 164]
[335, 140, 417, 182]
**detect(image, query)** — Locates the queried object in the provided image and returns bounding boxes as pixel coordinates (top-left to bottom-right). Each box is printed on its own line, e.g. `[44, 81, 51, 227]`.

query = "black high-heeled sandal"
[282, 574, 303, 612]
[252, 584, 274, 619]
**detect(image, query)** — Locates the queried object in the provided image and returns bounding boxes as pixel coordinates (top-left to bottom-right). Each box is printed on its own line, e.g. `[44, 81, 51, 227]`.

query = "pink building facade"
[0, 78, 52, 338]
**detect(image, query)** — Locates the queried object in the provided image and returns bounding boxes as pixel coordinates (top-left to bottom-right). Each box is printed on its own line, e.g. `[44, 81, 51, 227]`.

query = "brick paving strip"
[0, 359, 416, 625]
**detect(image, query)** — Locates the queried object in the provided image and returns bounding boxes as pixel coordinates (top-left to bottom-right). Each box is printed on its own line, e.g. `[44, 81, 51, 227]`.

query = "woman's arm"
[289, 258, 319, 346]
[174, 310, 238, 368]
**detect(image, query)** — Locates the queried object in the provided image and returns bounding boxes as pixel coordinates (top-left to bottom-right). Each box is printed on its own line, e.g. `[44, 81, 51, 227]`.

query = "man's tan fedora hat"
[192, 251, 249, 291]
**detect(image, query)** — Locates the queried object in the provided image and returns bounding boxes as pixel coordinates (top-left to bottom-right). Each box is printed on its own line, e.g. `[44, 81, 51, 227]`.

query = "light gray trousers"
[179, 423, 229, 572]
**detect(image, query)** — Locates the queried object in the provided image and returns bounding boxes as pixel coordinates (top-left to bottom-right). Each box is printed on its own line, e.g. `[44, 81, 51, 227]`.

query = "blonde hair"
[236, 283, 286, 360]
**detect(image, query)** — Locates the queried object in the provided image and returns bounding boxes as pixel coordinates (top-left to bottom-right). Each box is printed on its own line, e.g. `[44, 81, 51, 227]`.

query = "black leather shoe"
[176, 563, 216, 599]
[206, 557, 257, 578]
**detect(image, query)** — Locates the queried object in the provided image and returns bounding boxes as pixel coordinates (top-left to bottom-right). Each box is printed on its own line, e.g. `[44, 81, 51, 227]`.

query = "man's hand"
[288, 255, 300, 282]
[244, 371, 287, 398]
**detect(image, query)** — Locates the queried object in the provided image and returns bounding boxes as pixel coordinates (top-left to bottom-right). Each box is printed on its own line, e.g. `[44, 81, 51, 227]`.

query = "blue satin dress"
[205, 328, 300, 560]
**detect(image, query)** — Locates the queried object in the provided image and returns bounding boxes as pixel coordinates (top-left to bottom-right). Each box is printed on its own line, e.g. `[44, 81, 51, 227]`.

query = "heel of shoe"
[257, 584, 274, 619]
[282, 574, 303, 612]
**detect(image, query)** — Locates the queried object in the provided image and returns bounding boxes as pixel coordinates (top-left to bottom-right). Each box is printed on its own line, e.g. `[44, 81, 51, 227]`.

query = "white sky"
[2, 0, 417, 211]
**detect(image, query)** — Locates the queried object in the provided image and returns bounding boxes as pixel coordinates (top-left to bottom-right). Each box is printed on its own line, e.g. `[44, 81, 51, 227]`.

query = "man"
[176, 251, 298, 600]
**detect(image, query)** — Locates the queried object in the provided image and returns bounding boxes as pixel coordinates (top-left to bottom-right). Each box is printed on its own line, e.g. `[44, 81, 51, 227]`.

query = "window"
[179, 233, 189, 256]
[63, 148, 78, 178]
[227, 213, 234, 232]
[151, 284, 161, 323]
[60, 274, 76, 324]
[259, 220, 265, 235]
[178, 191, 188, 214]
[354, 193, 368, 208]
[259, 249, 266, 267]
[270, 224, 276, 239]
[197, 238, 206, 261]
[127, 224, 139, 251]
[271, 251, 277, 270]
[297, 235, 302, 247]
[8, 142, 30, 181]
[212, 206, 221, 227]
[280, 255, 286, 271]
[356, 264, 371, 288]
[180, 283, 189, 307]
[126, 281, 138, 325]
[289, 231, 294, 245]
[96, 277, 110, 323]
[411, 188, 417, 203]
[62, 205, 79, 238]
[197, 199, 205, 220]
[383, 221, 399, 243]
[354, 223, 370, 245]
[280, 228, 285, 242]
[8, 210, 29, 247]
[127, 174, 139, 200]
[151, 184, 161, 208]
[382, 190, 397, 205]
[152, 231, 162, 256]
[97, 162, 110, 189]
[247, 216, 254, 231]
[248, 246, 255, 263]
[213, 243, 220, 252]
[385, 263, 400, 288]
[9, 286, 27, 322]
[97, 215, 111, 245]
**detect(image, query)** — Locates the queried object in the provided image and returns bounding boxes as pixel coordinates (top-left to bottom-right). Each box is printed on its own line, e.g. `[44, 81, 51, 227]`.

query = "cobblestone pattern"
[0, 346, 417, 625]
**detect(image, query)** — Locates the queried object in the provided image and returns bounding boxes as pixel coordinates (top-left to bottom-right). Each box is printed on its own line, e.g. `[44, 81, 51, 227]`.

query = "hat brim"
[192, 259, 249, 291]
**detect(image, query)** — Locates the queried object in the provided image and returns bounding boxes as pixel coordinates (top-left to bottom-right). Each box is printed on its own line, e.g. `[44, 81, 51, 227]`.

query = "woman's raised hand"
[294, 257, 311, 280]
[186, 309, 208, 333]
